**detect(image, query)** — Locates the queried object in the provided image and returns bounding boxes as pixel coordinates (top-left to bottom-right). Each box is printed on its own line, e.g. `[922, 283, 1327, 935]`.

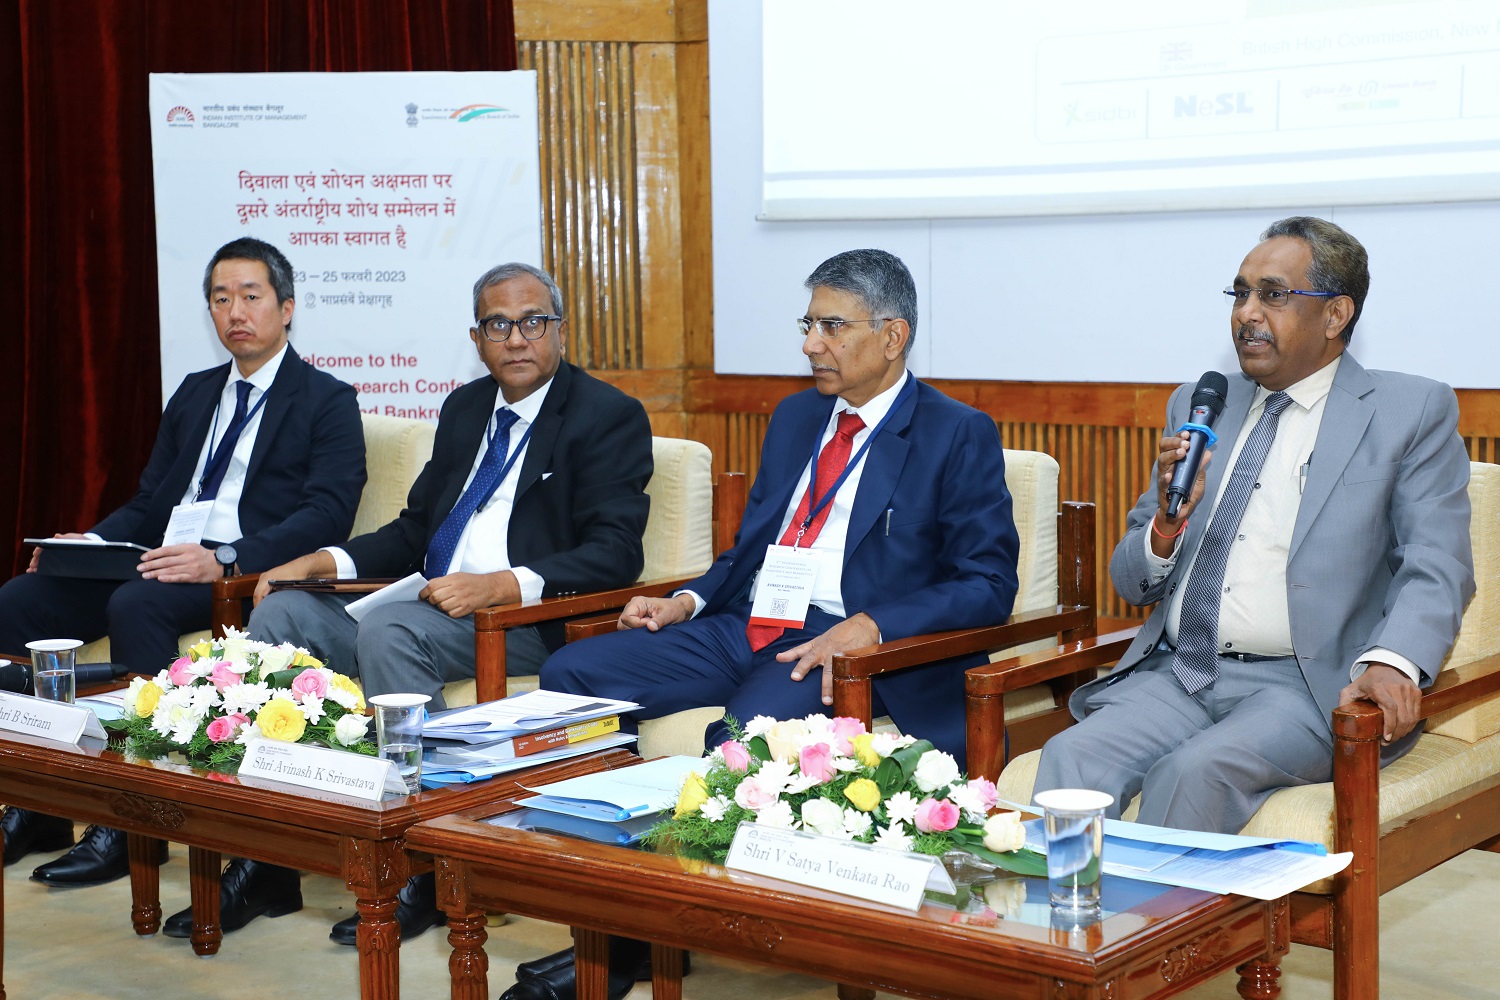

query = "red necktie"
[746, 410, 866, 651]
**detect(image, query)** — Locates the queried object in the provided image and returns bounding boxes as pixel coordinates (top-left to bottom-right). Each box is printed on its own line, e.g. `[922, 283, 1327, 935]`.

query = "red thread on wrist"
[1152, 514, 1188, 540]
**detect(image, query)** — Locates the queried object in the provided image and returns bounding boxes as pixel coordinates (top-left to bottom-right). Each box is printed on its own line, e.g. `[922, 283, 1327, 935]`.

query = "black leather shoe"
[328, 871, 445, 945]
[517, 943, 686, 983]
[502, 939, 651, 1000]
[1, 808, 74, 866]
[162, 858, 303, 938]
[31, 825, 163, 887]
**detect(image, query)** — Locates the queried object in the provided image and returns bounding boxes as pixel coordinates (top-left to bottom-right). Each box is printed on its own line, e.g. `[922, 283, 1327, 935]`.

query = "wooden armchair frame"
[566, 501, 1101, 763]
[964, 630, 1500, 1000]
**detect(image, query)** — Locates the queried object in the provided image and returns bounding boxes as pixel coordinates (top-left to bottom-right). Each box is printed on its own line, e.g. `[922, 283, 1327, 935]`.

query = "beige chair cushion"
[78, 413, 437, 667]
[1428, 462, 1500, 742]
[1001, 730, 1500, 893]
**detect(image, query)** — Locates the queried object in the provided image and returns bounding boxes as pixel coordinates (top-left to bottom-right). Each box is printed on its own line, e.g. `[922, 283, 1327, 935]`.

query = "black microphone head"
[1190, 371, 1229, 417]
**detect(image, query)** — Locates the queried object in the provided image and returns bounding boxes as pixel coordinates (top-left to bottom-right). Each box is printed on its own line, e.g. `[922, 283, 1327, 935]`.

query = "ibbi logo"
[1174, 92, 1255, 117]
[1063, 101, 1137, 125]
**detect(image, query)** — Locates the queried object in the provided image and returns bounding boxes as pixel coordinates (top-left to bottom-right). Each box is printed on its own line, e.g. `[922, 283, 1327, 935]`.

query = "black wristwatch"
[214, 544, 238, 578]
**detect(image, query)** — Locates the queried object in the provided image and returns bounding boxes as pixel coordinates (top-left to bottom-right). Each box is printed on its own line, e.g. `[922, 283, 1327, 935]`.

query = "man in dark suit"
[0, 237, 366, 880]
[1034, 216, 1474, 834]
[211, 261, 653, 945]
[505, 248, 1020, 1000]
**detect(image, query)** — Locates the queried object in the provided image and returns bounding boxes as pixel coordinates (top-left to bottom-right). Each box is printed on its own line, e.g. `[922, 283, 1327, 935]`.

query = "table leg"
[446, 911, 489, 1000]
[574, 928, 610, 1000]
[126, 832, 164, 936]
[836, 985, 876, 1000]
[1235, 957, 1282, 999]
[188, 845, 223, 957]
[346, 837, 408, 1000]
[2, 819, 7, 1000]
[649, 943, 685, 1000]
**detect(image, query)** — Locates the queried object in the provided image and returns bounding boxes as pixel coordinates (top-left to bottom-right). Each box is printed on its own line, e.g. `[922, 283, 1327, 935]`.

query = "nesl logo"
[1174, 92, 1255, 117]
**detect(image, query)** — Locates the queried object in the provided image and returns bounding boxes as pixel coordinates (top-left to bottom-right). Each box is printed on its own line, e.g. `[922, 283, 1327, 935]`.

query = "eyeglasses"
[1223, 287, 1340, 309]
[797, 316, 891, 340]
[475, 314, 561, 342]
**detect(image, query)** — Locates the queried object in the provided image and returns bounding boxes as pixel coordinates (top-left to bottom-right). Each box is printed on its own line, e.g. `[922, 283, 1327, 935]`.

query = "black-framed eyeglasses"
[797, 316, 891, 340]
[1223, 287, 1340, 309]
[475, 314, 561, 342]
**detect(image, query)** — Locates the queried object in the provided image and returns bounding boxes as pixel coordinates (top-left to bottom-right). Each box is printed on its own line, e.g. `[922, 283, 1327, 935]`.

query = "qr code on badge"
[770, 598, 789, 616]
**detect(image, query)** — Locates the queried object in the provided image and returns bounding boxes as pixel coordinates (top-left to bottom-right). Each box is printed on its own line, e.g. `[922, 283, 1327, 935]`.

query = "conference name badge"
[748, 544, 820, 629]
[163, 500, 215, 546]
[239, 738, 407, 801]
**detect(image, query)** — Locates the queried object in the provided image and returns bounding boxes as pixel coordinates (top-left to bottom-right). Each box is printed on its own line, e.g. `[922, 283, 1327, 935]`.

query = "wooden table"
[0, 727, 638, 1000]
[408, 801, 1290, 1000]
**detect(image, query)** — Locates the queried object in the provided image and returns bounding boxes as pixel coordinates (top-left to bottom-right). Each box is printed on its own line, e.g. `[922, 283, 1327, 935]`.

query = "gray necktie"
[1172, 390, 1294, 694]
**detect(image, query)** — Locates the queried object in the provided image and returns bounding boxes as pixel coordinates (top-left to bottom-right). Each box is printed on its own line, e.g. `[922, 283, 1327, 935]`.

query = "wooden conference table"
[408, 797, 1291, 1000]
[0, 724, 638, 1000]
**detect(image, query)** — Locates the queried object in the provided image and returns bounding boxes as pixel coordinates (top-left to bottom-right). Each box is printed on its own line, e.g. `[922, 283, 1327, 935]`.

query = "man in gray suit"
[1035, 216, 1474, 834]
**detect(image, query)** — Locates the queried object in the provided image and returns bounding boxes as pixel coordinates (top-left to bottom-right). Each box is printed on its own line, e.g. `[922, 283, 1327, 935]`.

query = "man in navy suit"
[510, 249, 1021, 1000]
[0, 238, 365, 884]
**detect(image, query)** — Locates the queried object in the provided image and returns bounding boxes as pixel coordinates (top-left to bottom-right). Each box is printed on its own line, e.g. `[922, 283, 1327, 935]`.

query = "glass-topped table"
[406, 796, 1289, 1000]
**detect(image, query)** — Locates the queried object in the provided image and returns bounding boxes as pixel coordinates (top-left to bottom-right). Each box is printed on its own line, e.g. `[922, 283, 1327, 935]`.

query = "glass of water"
[25, 639, 83, 703]
[1033, 788, 1114, 913]
[368, 693, 430, 794]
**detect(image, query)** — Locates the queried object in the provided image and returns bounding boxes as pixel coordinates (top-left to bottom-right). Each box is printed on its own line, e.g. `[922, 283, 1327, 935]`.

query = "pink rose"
[914, 797, 960, 833]
[205, 713, 249, 744]
[209, 662, 242, 692]
[168, 656, 197, 686]
[799, 742, 835, 783]
[829, 716, 866, 755]
[965, 777, 999, 812]
[733, 776, 780, 812]
[290, 668, 329, 701]
[719, 740, 751, 773]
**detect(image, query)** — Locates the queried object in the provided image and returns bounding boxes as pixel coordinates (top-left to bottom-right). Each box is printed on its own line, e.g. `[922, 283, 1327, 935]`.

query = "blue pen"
[616, 803, 651, 820]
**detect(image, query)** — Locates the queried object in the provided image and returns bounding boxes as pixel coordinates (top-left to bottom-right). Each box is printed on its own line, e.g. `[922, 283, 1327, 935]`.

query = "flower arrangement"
[652, 714, 1044, 876]
[110, 626, 376, 771]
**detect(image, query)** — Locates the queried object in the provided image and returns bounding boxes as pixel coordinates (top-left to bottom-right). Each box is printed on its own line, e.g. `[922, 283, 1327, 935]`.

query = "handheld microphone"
[1166, 371, 1229, 517]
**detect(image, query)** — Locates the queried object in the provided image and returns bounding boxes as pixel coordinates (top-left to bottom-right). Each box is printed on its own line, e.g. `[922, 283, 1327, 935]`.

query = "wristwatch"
[214, 544, 238, 578]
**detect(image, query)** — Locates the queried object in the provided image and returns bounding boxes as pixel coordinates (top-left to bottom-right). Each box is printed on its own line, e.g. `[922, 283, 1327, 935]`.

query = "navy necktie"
[1171, 390, 1293, 694]
[425, 407, 521, 578]
[198, 381, 255, 503]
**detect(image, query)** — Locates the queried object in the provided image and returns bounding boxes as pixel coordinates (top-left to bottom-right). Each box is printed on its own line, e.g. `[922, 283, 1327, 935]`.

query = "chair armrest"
[473, 577, 692, 631]
[965, 628, 1141, 696]
[830, 605, 1094, 682]
[565, 614, 621, 643]
[210, 573, 263, 634]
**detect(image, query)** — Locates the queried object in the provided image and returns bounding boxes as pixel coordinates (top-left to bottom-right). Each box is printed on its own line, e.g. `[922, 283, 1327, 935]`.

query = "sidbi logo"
[1174, 92, 1255, 117]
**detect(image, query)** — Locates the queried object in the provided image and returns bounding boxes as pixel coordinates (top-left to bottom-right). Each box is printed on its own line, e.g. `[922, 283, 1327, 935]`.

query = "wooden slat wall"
[514, 0, 1500, 622]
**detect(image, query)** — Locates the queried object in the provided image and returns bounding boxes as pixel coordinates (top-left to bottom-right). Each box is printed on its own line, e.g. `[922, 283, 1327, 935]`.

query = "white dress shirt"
[327, 378, 551, 601]
[1148, 356, 1419, 683]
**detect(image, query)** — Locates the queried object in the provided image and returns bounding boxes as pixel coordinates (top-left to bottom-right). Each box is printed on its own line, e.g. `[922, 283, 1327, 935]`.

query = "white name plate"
[726, 822, 954, 911]
[0, 691, 107, 745]
[239, 738, 405, 801]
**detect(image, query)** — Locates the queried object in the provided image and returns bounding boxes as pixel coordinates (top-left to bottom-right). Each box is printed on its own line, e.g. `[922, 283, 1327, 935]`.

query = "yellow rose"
[843, 777, 881, 812]
[256, 697, 308, 743]
[134, 681, 163, 719]
[291, 650, 324, 669]
[982, 810, 1026, 853]
[188, 640, 212, 662]
[328, 673, 366, 713]
[674, 772, 710, 818]
[762, 719, 808, 763]
[851, 733, 880, 767]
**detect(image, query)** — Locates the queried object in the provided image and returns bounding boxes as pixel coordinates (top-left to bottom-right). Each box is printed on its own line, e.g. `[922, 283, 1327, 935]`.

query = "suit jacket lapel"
[244, 348, 301, 487]
[159, 365, 232, 505]
[1290, 354, 1374, 559]
[844, 380, 916, 564]
[513, 362, 571, 500]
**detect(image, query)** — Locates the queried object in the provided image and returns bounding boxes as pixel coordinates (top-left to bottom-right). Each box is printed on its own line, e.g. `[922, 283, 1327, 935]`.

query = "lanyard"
[474, 418, 534, 512]
[195, 385, 270, 500]
[794, 376, 915, 545]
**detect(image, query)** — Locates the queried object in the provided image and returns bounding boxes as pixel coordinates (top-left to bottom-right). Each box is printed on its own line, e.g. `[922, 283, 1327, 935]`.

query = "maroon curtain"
[1, 0, 517, 575]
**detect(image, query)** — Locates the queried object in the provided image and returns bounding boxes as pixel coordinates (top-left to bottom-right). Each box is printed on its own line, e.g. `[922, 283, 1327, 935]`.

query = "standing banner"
[148, 72, 542, 420]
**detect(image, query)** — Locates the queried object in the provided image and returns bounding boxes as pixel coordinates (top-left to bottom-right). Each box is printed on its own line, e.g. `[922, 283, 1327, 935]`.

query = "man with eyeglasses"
[0, 236, 366, 887]
[1034, 216, 1474, 835]
[184, 261, 653, 944]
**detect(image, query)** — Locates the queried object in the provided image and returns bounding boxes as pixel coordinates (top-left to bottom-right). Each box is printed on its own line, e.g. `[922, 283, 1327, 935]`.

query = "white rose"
[800, 797, 845, 837]
[912, 750, 960, 793]
[334, 713, 370, 747]
[219, 637, 248, 665]
[982, 810, 1026, 853]
[257, 646, 295, 674]
[762, 719, 808, 763]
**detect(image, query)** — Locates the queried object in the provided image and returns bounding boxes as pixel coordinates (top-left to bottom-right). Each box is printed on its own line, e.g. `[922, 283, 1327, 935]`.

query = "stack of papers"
[517, 755, 706, 822]
[425, 689, 638, 743]
[1023, 816, 1352, 900]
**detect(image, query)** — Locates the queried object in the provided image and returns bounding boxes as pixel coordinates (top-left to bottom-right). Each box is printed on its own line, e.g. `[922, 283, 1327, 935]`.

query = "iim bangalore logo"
[449, 104, 511, 122]
[165, 105, 195, 125]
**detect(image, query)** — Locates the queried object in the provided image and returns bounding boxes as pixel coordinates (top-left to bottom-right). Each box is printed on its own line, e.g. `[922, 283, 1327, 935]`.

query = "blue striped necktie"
[425, 407, 520, 578]
[1171, 390, 1293, 694]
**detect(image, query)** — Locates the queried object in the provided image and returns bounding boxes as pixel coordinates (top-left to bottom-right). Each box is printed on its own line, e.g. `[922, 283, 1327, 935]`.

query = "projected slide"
[762, 0, 1500, 219]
